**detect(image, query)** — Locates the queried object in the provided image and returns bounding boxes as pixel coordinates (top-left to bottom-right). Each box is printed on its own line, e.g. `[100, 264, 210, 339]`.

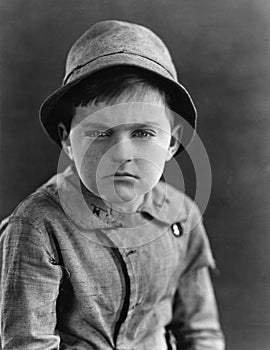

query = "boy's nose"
[110, 136, 134, 162]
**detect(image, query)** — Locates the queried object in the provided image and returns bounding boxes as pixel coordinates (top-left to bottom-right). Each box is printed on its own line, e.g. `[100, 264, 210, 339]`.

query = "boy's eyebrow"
[82, 121, 161, 129]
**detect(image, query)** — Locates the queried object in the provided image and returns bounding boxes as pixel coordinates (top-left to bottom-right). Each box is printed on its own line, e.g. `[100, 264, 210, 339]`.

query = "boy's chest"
[57, 219, 187, 317]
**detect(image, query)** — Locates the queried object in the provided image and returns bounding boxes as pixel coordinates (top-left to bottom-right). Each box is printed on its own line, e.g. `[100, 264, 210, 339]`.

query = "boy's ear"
[166, 124, 183, 161]
[58, 122, 74, 161]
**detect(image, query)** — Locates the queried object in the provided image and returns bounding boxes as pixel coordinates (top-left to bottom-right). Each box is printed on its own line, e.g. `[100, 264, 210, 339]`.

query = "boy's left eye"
[132, 130, 156, 138]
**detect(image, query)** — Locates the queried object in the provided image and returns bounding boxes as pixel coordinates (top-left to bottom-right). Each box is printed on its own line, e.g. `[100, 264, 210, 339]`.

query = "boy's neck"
[79, 179, 148, 214]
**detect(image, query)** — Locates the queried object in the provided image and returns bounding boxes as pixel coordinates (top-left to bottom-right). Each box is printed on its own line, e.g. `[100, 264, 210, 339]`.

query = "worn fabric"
[0, 165, 225, 350]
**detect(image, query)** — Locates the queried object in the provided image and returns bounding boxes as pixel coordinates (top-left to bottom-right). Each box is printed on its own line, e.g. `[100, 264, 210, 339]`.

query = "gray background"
[1, 1, 270, 349]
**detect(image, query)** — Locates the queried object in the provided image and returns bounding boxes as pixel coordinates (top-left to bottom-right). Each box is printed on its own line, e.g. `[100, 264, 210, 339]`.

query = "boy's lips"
[111, 172, 139, 179]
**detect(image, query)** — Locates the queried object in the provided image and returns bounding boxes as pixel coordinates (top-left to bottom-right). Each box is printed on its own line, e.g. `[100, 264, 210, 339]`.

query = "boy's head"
[39, 20, 197, 211]
[57, 66, 181, 211]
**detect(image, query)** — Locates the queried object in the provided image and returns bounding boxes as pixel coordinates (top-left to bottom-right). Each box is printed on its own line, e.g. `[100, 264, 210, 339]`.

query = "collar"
[41, 164, 188, 234]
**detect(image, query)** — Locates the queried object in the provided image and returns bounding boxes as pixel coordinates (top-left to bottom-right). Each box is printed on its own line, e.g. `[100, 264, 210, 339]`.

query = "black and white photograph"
[0, 1, 269, 349]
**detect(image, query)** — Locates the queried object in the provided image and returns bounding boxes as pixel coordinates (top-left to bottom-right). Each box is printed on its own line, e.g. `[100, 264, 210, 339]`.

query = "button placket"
[115, 248, 138, 347]
[124, 249, 139, 311]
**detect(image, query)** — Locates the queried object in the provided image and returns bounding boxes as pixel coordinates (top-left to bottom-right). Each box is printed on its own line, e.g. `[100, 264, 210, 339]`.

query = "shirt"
[0, 164, 225, 350]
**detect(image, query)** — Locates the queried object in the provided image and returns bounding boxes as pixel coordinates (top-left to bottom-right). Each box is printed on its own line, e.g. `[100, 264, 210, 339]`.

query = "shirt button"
[171, 222, 183, 237]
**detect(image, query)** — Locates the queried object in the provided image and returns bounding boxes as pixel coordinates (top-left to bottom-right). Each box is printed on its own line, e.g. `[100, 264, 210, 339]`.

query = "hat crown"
[64, 20, 177, 84]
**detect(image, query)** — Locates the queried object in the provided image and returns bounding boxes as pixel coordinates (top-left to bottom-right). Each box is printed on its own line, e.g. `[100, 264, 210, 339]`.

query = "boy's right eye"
[84, 130, 109, 138]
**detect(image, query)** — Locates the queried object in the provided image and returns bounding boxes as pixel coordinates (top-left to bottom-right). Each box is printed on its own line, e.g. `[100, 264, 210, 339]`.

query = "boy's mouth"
[113, 172, 139, 179]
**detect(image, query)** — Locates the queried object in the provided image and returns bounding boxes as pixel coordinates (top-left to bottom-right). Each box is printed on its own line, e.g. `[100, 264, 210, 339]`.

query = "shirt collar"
[42, 164, 188, 231]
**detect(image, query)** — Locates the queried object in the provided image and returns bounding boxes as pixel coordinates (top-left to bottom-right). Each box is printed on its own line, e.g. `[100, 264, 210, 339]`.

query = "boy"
[0, 20, 225, 349]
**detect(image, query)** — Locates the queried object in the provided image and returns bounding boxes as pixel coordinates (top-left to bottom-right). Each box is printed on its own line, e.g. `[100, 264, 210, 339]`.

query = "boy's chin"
[99, 186, 149, 213]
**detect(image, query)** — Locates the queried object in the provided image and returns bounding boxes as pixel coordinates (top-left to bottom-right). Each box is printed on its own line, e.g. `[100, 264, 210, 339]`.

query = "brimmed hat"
[39, 20, 197, 154]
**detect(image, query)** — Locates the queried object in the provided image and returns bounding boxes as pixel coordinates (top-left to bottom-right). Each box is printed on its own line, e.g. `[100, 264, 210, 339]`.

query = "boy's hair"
[56, 66, 175, 134]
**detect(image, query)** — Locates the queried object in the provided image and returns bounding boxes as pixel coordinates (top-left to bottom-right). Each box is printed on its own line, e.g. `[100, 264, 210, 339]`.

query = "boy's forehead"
[73, 102, 173, 130]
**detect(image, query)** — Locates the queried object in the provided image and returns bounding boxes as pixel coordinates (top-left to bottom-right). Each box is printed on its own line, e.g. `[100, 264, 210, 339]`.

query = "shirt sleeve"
[167, 204, 225, 350]
[0, 217, 63, 350]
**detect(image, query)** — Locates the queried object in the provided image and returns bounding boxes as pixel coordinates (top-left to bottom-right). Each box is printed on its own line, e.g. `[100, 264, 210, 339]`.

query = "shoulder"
[0, 173, 64, 240]
[153, 181, 202, 225]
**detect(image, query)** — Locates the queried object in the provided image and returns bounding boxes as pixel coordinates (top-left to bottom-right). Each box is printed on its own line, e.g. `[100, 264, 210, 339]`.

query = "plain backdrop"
[1, 1, 270, 349]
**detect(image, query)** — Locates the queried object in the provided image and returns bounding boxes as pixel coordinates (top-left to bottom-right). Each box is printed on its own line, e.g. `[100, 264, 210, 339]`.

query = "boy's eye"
[85, 130, 109, 138]
[84, 129, 156, 139]
[133, 130, 156, 138]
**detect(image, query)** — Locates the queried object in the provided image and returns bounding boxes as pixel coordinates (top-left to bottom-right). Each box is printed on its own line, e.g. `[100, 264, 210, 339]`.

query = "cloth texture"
[0, 165, 225, 350]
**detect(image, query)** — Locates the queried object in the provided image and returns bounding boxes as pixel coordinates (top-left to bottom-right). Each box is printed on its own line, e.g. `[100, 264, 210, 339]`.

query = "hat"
[39, 20, 197, 154]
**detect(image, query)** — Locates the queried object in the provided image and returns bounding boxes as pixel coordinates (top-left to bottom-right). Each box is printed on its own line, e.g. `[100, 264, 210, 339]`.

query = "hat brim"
[39, 55, 197, 155]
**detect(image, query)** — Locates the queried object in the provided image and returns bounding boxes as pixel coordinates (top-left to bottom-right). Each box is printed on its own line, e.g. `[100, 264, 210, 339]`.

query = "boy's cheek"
[70, 136, 102, 168]
[78, 151, 101, 178]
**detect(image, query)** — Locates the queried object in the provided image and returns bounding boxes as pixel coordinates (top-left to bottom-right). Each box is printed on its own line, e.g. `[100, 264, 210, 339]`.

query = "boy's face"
[62, 92, 181, 212]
